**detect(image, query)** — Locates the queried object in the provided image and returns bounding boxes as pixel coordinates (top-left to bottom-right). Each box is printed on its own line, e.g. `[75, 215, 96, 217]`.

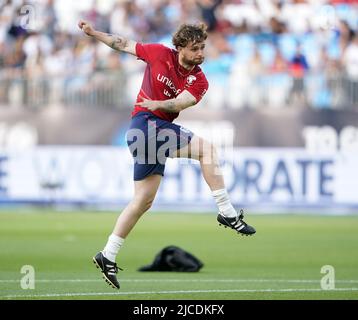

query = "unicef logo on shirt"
[186, 75, 197, 85]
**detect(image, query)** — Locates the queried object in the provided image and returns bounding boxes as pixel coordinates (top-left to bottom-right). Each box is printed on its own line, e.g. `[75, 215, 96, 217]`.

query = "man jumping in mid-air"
[78, 20, 256, 289]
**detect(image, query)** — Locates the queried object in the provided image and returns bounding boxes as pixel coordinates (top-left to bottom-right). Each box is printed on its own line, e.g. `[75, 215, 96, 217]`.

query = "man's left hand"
[136, 97, 159, 111]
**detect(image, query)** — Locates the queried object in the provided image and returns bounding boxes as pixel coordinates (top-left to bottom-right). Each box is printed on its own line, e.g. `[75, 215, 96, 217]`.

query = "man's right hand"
[78, 20, 95, 36]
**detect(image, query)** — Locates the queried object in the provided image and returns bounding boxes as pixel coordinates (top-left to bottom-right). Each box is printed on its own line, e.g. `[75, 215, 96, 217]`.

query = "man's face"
[179, 41, 206, 66]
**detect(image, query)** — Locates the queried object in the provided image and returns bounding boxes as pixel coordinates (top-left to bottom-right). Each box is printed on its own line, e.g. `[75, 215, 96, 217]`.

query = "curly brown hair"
[172, 23, 208, 49]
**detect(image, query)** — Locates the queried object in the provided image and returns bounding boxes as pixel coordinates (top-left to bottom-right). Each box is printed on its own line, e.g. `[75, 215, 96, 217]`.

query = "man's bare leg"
[102, 174, 162, 262]
[93, 174, 162, 289]
[172, 135, 236, 216]
[173, 135, 225, 190]
[113, 174, 162, 238]
[172, 135, 256, 235]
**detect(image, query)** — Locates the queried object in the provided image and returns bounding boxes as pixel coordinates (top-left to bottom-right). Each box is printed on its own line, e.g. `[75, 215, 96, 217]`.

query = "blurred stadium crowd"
[0, 0, 358, 110]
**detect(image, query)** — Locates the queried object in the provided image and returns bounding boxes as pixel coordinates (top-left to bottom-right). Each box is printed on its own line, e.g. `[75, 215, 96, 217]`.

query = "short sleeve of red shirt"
[185, 73, 209, 103]
[135, 43, 168, 64]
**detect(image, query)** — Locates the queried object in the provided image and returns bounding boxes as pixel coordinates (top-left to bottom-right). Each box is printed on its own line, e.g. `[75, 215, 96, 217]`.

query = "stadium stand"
[0, 0, 357, 110]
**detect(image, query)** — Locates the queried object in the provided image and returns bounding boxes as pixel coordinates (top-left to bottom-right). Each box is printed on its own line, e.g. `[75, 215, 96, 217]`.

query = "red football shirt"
[132, 43, 209, 122]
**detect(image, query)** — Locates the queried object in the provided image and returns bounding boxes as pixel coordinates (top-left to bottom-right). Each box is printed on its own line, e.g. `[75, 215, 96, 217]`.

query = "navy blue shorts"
[126, 112, 194, 181]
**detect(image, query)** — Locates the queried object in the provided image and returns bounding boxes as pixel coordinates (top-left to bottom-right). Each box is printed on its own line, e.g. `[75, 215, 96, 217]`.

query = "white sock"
[212, 189, 237, 218]
[102, 234, 125, 262]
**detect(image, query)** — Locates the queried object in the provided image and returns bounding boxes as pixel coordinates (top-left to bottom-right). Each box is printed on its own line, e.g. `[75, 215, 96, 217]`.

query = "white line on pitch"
[2, 287, 358, 299]
[1, 278, 358, 283]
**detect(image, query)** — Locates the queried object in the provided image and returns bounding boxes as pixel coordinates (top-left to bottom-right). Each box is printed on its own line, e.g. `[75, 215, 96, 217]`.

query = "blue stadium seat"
[231, 34, 255, 63]
[202, 53, 233, 85]
[278, 34, 297, 61]
[327, 33, 340, 60]
[158, 35, 173, 48]
[300, 33, 320, 67]
[307, 74, 331, 109]
[258, 42, 276, 66]
[335, 4, 358, 29]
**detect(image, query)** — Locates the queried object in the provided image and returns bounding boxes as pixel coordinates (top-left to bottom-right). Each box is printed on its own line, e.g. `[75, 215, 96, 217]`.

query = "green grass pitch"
[0, 210, 357, 300]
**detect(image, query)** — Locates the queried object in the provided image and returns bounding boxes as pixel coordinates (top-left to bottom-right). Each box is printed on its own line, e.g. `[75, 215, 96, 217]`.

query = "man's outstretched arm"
[78, 20, 137, 56]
